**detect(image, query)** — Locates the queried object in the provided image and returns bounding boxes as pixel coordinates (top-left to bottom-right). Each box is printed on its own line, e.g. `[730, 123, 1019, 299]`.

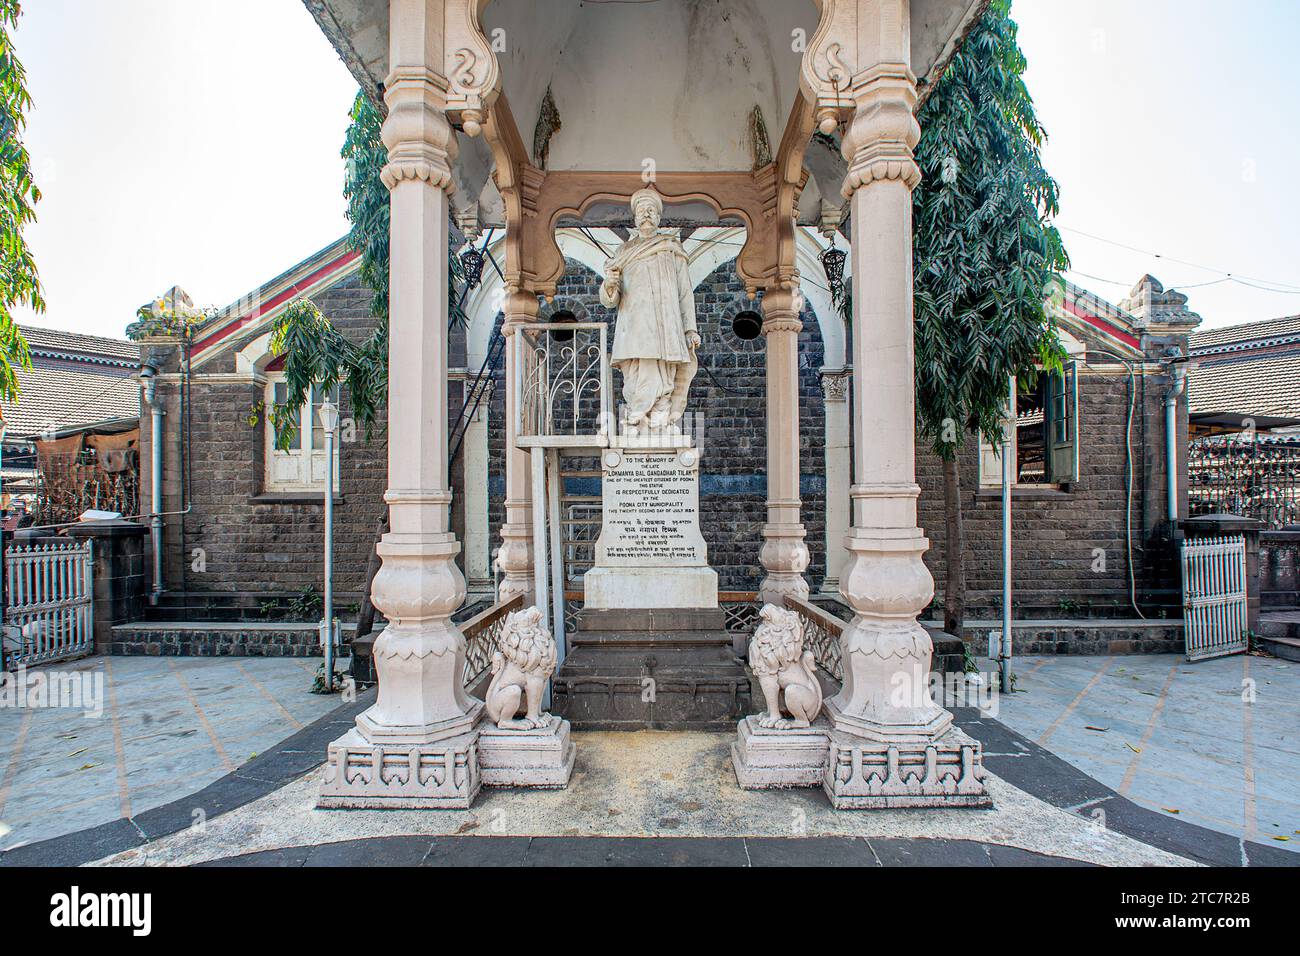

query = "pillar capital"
[840, 64, 921, 198]
[821, 368, 851, 403]
[501, 289, 540, 334]
[760, 285, 805, 335]
[381, 67, 458, 191]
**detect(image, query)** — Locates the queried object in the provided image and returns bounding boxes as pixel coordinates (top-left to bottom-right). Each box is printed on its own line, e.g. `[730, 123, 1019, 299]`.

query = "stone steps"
[553, 606, 752, 731]
[1258, 612, 1300, 662]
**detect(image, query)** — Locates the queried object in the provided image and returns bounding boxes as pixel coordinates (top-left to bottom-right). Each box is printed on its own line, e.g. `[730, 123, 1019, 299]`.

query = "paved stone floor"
[0, 656, 340, 850]
[4, 651, 1297, 867]
[93, 729, 1189, 867]
[993, 653, 1299, 853]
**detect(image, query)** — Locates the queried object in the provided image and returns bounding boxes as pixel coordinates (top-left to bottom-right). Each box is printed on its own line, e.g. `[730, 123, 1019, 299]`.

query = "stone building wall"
[919, 365, 1177, 617]
[142, 272, 391, 605]
[145, 257, 1179, 622]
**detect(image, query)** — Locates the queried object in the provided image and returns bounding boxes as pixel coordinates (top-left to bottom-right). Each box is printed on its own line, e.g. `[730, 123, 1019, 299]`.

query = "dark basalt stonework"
[553, 607, 753, 730]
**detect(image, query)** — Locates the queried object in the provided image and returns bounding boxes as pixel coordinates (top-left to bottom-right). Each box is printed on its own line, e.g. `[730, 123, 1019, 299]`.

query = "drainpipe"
[998, 372, 1014, 694]
[1165, 359, 1188, 524]
[140, 363, 164, 604]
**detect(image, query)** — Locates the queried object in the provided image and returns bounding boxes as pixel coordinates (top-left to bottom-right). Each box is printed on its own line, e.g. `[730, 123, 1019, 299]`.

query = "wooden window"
[979, 361, 1079, 487]
[264, 376, 340, 492]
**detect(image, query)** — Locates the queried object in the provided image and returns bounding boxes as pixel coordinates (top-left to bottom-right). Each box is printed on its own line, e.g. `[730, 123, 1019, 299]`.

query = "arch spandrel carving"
[522, 173, 785, 301]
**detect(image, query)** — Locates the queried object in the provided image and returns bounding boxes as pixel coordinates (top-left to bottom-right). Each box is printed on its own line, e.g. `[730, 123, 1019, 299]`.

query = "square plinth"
[822, 727, 991, 809]
[583, 566, 718, 610]
[731, 716, 830, 789]
[478, 715, 576, 789]
[318, 727, 481, 809]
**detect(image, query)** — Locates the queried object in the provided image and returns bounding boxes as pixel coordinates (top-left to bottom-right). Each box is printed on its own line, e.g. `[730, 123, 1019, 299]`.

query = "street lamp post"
[318, 400, 340, 692]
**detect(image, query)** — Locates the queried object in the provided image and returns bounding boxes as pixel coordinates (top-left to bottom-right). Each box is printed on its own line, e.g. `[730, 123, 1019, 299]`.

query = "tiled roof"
[18, 324, 139, 365]
[0, 325, 140, 439]
[1190, 315, 1300, 352]
[1189, 351, 1300, 421]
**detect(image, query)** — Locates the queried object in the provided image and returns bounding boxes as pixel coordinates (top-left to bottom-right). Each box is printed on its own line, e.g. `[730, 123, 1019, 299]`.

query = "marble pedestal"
[821, 726, 991, 809]
[318, 724, 482, 809]
[478, 715, 576, 788]
[731, 716, 830, 789]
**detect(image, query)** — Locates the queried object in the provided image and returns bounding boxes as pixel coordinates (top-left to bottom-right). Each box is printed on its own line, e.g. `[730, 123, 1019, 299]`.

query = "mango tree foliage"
[0, 0, 36, 404]
[270, 91, 467, 450]
[911, 0, 1069, 634]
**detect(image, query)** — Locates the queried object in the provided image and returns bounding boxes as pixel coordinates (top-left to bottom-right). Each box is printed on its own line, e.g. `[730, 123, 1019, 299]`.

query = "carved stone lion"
[484, 606, 558, 731]
[748, 604, 823, 730]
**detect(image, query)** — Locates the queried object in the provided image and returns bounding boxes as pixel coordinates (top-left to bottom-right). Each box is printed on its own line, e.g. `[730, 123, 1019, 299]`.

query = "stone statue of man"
[599, 187, 700, 434]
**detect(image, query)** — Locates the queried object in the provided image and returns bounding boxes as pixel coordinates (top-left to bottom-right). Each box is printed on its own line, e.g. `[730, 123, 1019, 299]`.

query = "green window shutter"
[1048, 361, 1079, 483]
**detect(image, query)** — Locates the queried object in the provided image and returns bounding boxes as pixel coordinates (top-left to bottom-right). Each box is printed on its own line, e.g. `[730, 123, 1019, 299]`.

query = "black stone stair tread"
[575, 607, 727, 631]
[570, 630, 733, 646]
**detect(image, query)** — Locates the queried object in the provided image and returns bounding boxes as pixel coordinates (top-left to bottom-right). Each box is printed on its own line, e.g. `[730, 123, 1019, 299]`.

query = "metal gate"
[1180, 534, 1249, 662]
[3, 540, 95, 667]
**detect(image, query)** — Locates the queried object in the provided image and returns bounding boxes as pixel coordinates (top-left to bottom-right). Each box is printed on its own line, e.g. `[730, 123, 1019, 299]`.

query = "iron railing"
[461, 593, 524, 687]
[783, 596, 844, 681]
[515, 322, 612, 448]
[1188, 435, 1300, 529]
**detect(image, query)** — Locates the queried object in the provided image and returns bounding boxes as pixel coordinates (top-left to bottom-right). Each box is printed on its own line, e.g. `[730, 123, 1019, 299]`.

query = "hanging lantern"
[820, 246, 847, 301]
[460, 245, 486, 291]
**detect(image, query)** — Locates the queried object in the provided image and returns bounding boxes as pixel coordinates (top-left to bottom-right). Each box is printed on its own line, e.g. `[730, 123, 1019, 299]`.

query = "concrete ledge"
[111, 620, 357, 657]
[934, 619, 1185, 656]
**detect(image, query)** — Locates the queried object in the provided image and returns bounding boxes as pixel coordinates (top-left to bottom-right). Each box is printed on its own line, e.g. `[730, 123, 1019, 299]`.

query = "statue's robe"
[600, 232, 698, 427]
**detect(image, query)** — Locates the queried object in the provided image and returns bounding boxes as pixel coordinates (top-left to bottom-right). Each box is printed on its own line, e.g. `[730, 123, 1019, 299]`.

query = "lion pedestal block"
[821, 727, 991, 809]
[731, 716, 829, 789]
[318, 725, 482, 809]
[479, 714, 576, 788]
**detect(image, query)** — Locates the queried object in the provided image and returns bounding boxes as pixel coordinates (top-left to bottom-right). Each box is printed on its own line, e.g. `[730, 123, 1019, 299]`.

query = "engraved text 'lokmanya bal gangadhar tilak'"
[599, 187, 701, 436]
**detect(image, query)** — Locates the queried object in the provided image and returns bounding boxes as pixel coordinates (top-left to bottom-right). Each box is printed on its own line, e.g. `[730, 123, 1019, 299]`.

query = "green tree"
[270, 91, 469, 637]
[912, 0, 1068, 638]
[0, 0, 37, 403]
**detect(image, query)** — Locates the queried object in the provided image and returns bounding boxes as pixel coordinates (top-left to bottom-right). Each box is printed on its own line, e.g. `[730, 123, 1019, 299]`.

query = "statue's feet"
[497, 718, 534, 731]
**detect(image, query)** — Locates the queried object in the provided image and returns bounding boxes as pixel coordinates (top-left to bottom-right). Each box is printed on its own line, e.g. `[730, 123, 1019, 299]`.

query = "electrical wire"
[1059, 225, 1300, 294]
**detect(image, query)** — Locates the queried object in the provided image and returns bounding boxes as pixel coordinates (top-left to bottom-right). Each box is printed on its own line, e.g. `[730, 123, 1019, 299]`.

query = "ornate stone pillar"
[496, 289, 538, 604]
[819, 368, 852, 595]
[821, 0, 987, 808]
[758, 287, 811, 606]
[319, 0, 481, 808]
[829, 56, 946, 741]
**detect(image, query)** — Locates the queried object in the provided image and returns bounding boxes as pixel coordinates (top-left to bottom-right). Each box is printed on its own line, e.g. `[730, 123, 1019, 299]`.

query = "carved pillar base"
[496, 524, 534, 604]
[319, 727, 481, 809]
[822, 727, 990, 809]
[757, 526, 811, 606]
[822, 506, 990, 808]
[829, 517, 950, 741]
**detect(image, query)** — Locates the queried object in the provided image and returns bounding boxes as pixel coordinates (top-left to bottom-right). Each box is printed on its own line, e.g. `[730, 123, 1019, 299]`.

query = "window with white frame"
[264, 376, 341, 492]
[979, 362, 1079, 487]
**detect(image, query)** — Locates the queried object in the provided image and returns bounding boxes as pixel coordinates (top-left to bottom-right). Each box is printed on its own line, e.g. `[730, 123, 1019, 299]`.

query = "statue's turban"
[630, 187, 663, 218]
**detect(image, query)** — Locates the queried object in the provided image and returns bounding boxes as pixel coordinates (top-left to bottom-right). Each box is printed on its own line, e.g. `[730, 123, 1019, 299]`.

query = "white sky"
[11, 0, 1300, 340]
